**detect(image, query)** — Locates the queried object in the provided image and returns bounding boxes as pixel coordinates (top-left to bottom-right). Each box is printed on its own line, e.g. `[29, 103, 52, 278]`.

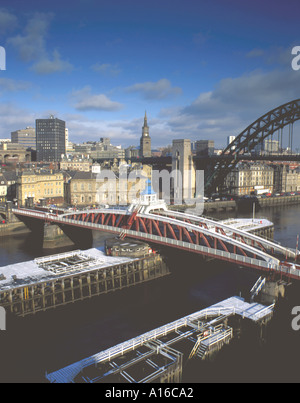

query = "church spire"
[142, 110, 149, 136]
[143, 110, 148, 129]
[140, 111, 151, 157]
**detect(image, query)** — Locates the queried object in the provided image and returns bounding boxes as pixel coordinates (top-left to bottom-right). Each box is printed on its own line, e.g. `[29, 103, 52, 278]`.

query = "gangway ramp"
[250, 276, 266, 302]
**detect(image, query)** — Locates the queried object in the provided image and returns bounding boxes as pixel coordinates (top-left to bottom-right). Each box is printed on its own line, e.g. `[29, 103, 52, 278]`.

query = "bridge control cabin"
[105, 238, 153, 258]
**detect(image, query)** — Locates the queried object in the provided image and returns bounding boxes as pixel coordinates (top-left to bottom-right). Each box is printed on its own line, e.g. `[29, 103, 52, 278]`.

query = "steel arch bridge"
[205, 99, 300, 194]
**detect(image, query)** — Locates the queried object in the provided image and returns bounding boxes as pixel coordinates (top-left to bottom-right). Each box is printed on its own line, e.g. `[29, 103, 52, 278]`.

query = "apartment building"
[225, 162, 274, 195]
[16, 171, 64, 205]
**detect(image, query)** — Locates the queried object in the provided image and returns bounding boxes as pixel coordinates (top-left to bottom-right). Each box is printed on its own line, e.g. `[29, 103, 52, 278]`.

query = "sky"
[0, 0, 300, 149]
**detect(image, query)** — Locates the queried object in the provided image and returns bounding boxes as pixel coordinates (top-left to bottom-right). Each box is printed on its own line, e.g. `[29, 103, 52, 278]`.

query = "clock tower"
[139, 111, 151, 158]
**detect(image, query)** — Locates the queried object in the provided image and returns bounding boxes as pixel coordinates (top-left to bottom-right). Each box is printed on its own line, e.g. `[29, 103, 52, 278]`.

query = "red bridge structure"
[12, 187, 300, 281]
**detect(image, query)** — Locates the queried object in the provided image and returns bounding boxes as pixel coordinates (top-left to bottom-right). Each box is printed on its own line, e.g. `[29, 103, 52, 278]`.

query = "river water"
[0, 205, 300, 383]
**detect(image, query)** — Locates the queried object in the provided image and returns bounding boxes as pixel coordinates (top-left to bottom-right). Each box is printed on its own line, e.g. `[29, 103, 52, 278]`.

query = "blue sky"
[0, 0, 300, 149]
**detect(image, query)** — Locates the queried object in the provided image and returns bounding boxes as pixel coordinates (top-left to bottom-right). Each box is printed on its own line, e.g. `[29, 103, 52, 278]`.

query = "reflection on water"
[0, 206, 300, 382]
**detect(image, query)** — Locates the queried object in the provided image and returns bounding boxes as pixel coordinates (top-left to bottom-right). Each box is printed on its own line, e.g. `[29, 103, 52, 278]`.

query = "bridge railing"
[11, 208, 274, 270]
[46, 297, 275, 383]
[141, 211, 280, 264]
[12, 208, 300, 279]
[157, 209, 298, 258]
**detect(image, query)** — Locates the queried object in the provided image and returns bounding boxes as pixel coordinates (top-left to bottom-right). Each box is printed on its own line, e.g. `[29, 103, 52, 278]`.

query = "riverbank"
[169, 194, 300, 214]
[0, 221, 30, 237]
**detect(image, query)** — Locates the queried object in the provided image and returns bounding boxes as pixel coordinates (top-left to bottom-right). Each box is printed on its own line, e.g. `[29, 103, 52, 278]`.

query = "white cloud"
[65, 115, 138, 144]
[157, 67, 300, 148]
[31, 50, 73, 75]
[0, 103, 35, 138]
[125, 78, 182, 100]
[246, 48, 264, 58]
[71, 86, 123, 111]
[66, 66, 300, 148]
[8, 12, 51, 62]
[0, 78, 31, 92]
[183, 69, 300, 121]
[0, 9, 18, 34]
[91, 62, 121, 76]
[7, 12, 73, 74]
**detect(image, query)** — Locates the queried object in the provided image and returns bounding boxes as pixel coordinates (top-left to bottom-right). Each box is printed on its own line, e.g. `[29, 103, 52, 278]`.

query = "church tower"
[139, 111, 151, 158]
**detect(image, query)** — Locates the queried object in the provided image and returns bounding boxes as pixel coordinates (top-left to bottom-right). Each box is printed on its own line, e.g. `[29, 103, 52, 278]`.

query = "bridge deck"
[11, 207, 300, 280]
[157, 209, 296, 259]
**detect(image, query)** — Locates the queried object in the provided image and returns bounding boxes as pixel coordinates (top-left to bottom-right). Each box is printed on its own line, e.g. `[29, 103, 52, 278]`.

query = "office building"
[11, 127, 36, 149]
[36, 116, 66, 162]
[195, 140, 214, 156]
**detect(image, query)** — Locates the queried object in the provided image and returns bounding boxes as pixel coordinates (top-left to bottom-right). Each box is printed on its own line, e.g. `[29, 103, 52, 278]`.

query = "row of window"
[23, 176, 62, 182]
[24, 188, 62, 197]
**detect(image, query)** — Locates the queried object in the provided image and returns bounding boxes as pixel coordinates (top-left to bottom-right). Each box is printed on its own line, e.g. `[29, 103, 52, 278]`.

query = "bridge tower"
[172, 139, 196, 204]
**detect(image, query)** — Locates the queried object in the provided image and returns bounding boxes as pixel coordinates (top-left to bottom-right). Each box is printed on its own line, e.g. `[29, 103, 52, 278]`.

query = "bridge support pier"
[43, 223, 75, 249]
[57, 223, 93, 249]
[259, 280, 285, 306]
[15, 214, 93, 249]
[5, 202, 20, 223]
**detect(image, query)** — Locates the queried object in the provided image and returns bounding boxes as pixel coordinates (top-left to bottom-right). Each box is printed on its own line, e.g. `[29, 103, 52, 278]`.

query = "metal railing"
[46, 297, 275, 383]
[158, 209, 298, 259]
[12, 208, 300, 279]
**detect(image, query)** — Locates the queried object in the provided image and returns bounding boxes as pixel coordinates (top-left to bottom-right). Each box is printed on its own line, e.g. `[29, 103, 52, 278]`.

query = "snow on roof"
[0, 248, 136, 292]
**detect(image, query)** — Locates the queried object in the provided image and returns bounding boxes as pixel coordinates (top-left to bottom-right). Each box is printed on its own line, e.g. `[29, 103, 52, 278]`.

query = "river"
[0, 205, 300, 383]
